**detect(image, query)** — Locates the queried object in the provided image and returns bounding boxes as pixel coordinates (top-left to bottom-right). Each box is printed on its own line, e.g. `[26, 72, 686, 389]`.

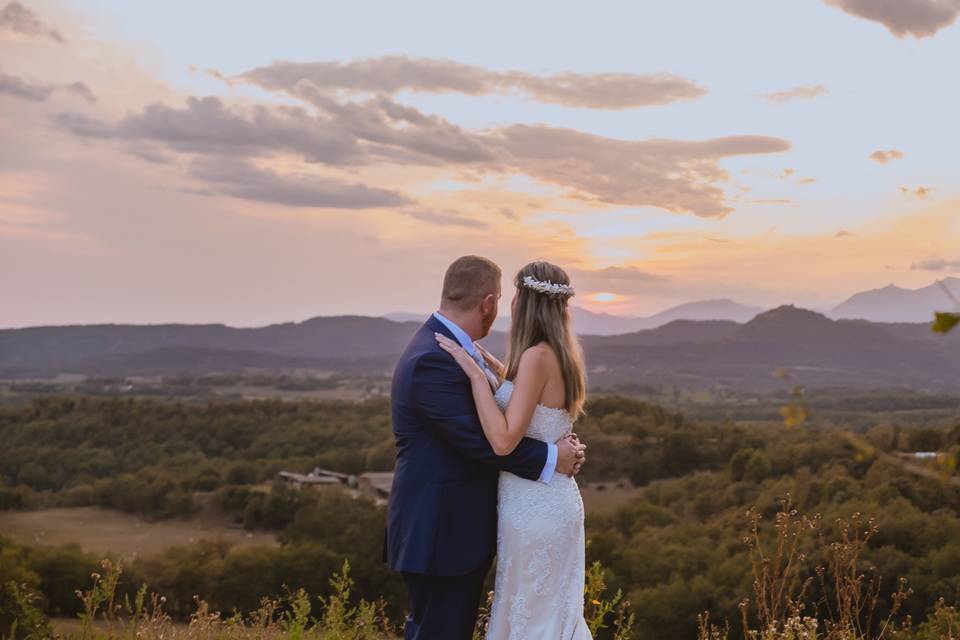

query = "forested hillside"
[2, 395, 959, 638]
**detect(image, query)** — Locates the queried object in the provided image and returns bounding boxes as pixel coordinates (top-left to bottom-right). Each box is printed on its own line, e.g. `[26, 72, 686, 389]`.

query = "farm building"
[277, 468, 345, 489]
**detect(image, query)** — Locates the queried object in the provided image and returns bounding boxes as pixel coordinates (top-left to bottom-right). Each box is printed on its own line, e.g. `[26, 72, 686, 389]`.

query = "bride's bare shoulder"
[519, 342, 560, 372]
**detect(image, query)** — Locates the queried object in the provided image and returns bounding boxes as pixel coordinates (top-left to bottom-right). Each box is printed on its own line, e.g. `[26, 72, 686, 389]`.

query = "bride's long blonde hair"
[504, 261, 586, 418]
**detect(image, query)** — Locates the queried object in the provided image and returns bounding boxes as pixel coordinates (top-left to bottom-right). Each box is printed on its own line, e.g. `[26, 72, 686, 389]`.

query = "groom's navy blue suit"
[385, 314, 550, 639]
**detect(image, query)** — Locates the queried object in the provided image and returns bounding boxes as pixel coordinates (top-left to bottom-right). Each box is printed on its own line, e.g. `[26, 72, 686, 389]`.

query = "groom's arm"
[412, 351, 550, 482]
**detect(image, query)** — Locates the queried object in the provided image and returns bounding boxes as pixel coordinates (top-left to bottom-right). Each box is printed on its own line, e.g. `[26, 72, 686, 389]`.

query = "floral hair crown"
[521, 275, 575, 299]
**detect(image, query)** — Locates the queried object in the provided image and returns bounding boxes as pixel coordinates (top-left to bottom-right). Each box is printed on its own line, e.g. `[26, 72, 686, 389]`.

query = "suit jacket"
[384, 314, 549, 576]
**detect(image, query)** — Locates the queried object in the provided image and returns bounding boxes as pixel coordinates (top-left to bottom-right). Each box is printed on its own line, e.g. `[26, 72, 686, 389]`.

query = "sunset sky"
[2, 0, 959, 328]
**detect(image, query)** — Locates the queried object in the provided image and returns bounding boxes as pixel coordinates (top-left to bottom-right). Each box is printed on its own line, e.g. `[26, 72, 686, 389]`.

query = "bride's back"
[504, 260, 587, 419]
[523, 341, 567, 411]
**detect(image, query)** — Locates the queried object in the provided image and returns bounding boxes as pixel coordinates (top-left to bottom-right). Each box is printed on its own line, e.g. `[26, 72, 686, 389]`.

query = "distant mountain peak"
[736, 304, 896, 347]
[745, 304, 831, 327]
[830, 278, 958, 323]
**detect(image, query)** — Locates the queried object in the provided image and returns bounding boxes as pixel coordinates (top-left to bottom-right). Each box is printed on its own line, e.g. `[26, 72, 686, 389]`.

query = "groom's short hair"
[441, 255, 501, 310]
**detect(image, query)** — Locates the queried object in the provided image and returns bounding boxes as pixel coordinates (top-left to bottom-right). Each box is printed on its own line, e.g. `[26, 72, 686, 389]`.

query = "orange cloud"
[570, 267, 670, 296]
[55, 91, 790, 218]
[911, 257, 960, 271]
[900, 186, 934, 199]
[761, 84, 828, 103]
[777, 168, 817, 184]
[239, 56, 708, 110]
[0, 68, 95, 102]
[0, 1, 64, 43]
[489, 126, 790, 217]
[824, 0, 960, 38]
[869, 149, 905, 164]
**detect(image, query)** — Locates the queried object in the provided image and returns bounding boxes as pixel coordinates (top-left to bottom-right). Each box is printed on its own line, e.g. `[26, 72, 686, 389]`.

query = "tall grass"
[697, 496, 959, 640]
[5, 556, 631, 640]
[1, 579, 52, 640]
[8, 558, 393, 640]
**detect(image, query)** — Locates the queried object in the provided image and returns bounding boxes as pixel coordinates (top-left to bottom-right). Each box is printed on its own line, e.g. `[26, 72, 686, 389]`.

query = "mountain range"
[386, 278, 960, 335]
[2, 305, 958, 391]
[388, 299, 763, 336]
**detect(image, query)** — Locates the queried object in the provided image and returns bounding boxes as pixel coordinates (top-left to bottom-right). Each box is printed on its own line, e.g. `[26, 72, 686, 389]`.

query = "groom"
[385, 255, 586, 639]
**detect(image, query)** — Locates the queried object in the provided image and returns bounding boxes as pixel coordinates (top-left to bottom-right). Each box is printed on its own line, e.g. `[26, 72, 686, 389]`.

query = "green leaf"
[932, 312, 960, 334]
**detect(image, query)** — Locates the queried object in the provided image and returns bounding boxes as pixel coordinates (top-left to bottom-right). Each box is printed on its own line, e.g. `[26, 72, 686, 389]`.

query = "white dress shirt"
[432, 311, 558, 484]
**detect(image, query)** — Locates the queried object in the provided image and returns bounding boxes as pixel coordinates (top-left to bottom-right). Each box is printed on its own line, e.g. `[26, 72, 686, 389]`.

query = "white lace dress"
[486, 380, 592, 640]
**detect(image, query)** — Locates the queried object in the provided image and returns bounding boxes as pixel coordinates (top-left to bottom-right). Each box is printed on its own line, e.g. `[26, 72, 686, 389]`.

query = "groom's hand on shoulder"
[555, 434, 586, 476]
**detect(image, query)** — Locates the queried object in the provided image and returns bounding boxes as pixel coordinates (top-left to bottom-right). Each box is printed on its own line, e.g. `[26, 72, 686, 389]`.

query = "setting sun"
[586, 292, 625, 303]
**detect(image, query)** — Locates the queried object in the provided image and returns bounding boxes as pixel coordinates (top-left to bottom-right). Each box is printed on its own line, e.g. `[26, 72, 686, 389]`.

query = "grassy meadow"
[0, 507, 279, 560]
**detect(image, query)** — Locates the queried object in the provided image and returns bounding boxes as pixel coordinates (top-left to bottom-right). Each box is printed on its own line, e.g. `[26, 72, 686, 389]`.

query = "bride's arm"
[435, 334, 546, 455]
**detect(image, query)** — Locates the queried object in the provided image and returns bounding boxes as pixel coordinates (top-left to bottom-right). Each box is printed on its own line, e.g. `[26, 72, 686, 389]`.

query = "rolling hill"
[0, 316, 423, 378]
[581, 307, 959, 390]
[2, 306, 958, 390]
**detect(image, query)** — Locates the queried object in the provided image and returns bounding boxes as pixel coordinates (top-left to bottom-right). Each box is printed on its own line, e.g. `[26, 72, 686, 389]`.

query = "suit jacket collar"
[432, 311, 483, 356]
[424, 313, 455, 341]
[422, 313, 498, 390]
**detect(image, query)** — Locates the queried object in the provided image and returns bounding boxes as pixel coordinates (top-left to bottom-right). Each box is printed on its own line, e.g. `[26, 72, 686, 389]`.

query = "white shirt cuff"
[538, 442, 558, 484]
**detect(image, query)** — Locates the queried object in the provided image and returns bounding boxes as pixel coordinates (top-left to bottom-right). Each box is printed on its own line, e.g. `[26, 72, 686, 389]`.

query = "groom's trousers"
[401, 555, 493, 640]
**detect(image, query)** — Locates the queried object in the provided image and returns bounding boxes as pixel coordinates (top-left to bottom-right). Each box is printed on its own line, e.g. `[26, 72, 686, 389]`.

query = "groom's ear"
[481, 292, 497, 315]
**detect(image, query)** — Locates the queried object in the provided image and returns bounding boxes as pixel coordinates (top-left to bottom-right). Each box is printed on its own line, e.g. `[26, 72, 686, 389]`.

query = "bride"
[435, 260, 591, 640]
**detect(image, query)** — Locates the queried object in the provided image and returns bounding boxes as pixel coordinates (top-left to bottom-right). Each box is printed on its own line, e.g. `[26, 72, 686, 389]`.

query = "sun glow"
[586, 292, 624, 303]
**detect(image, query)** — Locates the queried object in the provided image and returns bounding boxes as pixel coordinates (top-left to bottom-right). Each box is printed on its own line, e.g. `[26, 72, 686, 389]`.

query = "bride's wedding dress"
[486, 380, 592, 640]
